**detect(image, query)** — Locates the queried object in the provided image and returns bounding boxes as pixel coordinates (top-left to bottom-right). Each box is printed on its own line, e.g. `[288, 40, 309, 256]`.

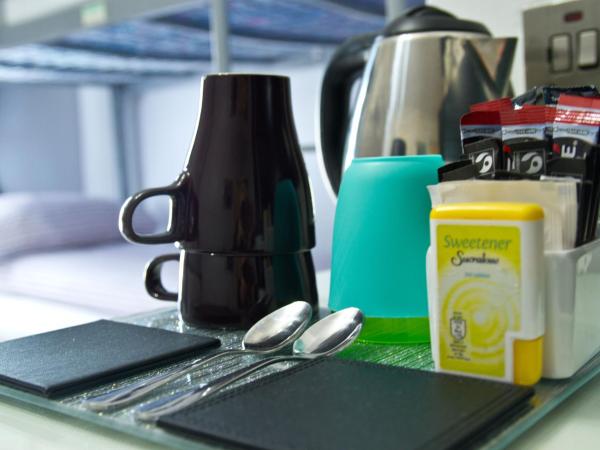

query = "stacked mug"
[120, 74, 318, 329]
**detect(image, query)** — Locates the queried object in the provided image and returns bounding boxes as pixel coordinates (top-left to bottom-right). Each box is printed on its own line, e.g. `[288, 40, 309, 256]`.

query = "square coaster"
[159, 358, 533, 450]
[0, 319, 220, 397]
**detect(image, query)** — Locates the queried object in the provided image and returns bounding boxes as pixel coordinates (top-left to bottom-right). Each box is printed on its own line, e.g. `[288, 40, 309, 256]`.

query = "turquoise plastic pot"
[329, 155, 444, 343]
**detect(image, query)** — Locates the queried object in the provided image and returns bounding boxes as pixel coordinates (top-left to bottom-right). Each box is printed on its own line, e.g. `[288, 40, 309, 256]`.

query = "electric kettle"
[317, 6, 517, 195]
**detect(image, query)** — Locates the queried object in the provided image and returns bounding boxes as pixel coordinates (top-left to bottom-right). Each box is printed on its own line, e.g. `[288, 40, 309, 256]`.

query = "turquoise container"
[329, 155, 443, 343]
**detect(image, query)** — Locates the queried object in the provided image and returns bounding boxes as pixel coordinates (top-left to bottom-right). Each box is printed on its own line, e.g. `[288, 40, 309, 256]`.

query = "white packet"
[428, 179, 578, 250]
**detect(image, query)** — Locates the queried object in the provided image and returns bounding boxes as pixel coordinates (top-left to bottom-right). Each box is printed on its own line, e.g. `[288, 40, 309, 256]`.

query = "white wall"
[77, 86, 122, 199]
[0, 84, 82, 192]
[136, 77, 200, 189]
[427, 0, 551, 94]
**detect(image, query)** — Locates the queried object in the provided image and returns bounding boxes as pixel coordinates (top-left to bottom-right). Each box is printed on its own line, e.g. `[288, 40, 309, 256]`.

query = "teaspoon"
[82, 301, 312, 412]
[135, 307, 363, 423]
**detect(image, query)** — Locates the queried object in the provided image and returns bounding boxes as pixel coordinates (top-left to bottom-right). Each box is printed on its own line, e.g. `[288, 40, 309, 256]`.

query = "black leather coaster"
[0, 320, 220, 398]
[158, 358, 533, 450]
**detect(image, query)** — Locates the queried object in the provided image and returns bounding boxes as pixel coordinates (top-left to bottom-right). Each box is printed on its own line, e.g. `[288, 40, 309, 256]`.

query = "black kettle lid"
[383, 5, 490, 37]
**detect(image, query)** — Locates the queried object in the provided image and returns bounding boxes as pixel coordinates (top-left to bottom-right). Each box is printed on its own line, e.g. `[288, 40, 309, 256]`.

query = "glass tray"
[1, 306, 600, 450]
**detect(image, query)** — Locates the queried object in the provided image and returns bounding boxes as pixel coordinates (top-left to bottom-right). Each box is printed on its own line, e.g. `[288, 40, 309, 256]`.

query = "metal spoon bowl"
[292, 307, 363, 356]
[82, 301, 312, 412]
[135, 307, 363, 423]
[242, 301, 312, 352]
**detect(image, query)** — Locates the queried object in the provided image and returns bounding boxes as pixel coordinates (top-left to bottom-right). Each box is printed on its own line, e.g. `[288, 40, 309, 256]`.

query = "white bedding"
[0, 242, 331, 341]
[0, 294, 110, 341]
[0, 241, 180, 318]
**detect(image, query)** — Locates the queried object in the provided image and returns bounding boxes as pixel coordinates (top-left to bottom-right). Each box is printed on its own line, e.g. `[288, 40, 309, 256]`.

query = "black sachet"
[505, 141, 550, 178]
[463, 138, 504, 177]
[438, 160, 476, 182]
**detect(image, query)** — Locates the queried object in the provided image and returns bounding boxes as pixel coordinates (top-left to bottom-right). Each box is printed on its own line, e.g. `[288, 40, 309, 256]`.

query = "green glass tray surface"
[1, 307, 599, 450]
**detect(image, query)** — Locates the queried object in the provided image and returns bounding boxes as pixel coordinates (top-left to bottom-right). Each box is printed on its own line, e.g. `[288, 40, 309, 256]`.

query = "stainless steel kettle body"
[317, 7, 517, 196]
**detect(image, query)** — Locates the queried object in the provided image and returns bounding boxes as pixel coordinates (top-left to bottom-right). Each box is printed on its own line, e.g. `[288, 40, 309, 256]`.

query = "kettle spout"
[468, 37, 517, 96]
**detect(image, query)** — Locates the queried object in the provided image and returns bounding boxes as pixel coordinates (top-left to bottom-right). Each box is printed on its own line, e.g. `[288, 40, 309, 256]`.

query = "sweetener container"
[428, 216, 600, 380]
[428, 202, 545, 385]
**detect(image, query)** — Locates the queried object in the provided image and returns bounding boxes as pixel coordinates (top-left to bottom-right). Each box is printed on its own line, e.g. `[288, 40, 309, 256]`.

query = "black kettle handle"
[319, 32, 377, 195]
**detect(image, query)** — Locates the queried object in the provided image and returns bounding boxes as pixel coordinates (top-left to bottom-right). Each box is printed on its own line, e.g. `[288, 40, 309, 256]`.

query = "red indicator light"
[564, 11, 583, 22]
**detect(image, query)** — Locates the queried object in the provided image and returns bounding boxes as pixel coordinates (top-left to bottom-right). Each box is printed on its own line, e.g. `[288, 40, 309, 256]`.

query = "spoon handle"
[82, 348, 247, 411]
[135, 355, 310, 423]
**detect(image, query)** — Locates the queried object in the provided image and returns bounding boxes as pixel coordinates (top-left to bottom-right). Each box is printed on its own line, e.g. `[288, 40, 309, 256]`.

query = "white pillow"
[0, 192, 156, 259]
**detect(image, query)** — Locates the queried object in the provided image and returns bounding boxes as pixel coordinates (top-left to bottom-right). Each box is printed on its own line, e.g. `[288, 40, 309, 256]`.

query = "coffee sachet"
[513, 85, 599, 107]
[437, 160, 476, 182]
[460, 111, 502, 146]
[504, 141, 549, 178]
[470, 97, 513, 112]
[522, 104, 556, 142]
[462, 138, 504, 177]
[553, 95, 600, 159]
[500, 106, 547, 176]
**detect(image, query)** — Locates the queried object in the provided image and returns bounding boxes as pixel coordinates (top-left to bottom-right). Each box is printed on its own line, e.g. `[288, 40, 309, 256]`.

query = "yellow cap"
[430, 202, 544, 221]
[514, 336, 543, 386]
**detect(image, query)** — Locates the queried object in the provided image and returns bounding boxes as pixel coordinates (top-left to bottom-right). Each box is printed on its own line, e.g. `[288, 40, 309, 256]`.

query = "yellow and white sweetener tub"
[427, 202, 545, 386]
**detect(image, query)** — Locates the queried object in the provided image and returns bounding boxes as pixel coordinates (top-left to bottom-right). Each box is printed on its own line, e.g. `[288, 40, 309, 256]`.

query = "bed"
[0, 192, 174, 340]
[0, 242, 180, 340]
[0, 242, 330, 341]
[0, 192, 330, 341]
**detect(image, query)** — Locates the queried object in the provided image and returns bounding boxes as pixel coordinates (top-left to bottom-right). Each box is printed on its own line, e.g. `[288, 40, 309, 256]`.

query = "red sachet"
[470, 97, 513, 112]
[500, 106, 548, 175]
[553, 94, 600, 158]
[460, 111, 501, 145]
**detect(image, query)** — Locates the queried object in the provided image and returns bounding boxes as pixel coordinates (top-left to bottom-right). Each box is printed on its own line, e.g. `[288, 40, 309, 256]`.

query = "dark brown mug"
[119, 74, 318, 328]
[144, 251, 317, 329]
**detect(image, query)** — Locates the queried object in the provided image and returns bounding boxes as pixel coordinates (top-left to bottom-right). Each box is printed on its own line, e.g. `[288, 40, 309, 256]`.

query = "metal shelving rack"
[0, 0, 386, 84]
[0, 0, 386, 197]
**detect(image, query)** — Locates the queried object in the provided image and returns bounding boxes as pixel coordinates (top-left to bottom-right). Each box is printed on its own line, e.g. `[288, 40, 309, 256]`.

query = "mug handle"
[145, 253, 179, 301]
[119, 174, 188, 244]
